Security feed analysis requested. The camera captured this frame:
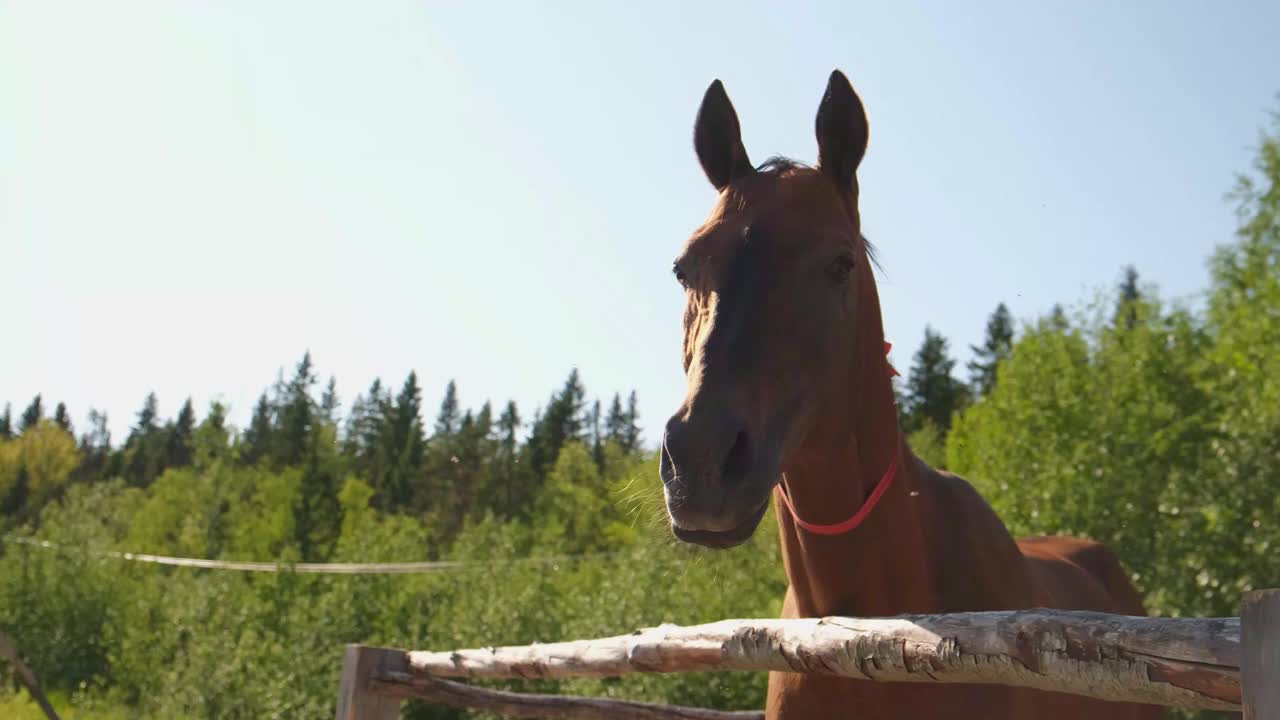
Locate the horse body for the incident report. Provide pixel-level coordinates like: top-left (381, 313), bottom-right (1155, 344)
top-left (659, 70), bottom-right (1162, 719)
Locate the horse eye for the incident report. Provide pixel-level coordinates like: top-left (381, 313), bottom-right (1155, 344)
top-left (672, 263), bottom-right (688, 288)
top-left (829, 255), bottom-right (855, 284)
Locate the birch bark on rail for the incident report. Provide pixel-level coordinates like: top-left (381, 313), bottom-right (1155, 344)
top-left (405, 610), bottom-right (1242, 711)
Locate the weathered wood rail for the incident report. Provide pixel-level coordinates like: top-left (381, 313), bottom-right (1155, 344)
top-left (336, 590), bottom-right (1280, 719)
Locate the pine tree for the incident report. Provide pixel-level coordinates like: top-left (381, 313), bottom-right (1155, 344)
top-left (166, 397), bottom-right (196, 468)
top-left (53, 402), bottom-right (74, 435)
top-left (904, 327), bottom-right (969, 434)
top-left (0, 403), bottom-right (12, 440)
top-left (1115, 265), bottom-right (1141, 330)
top-left (967, 303), bottom-right (1015, 398)
top-left (19, 394), bottom-right (43, 432)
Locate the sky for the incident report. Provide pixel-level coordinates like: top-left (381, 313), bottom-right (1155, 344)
top-left (2, 1), bottom-right (1278, 448)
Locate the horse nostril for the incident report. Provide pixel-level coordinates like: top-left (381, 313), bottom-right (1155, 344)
top-left (722, 429), bottom-right (751, 482)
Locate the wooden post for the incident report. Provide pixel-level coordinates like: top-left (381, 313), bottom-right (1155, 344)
top-left (1243, 590), bottom-right (1280, 720)
top-left (335, 645), bottom-right (406, 720)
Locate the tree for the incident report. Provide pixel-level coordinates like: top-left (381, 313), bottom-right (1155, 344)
top-left (903, 327), bottom-right (968, 434)
top-left (1115, 265), bottom-right (1141, 330)
top-left (0, 421), bottom-right (80, 518)
top-left (967, 303), bottom-right (1014, 398)
top-left (320, 376), bottom-right (339, 425)
top-left (525, 369), bottom-right (587, 477)
top-left (0, 404), bottom-right (11, 440)
top-left (623, 390), bottom-right (642, 453)
top-left (76, 408), bottom-right (112, 482)
top-left (588, 399), bottom-right (604, 468)
top-left (274, 352), bottom-right (317, 467)
top-left (486, 400), bottom-right (525, 519)
top-left (605, 394), bottom-right (626, 447)
top-left (384, 371), bottom-right (426, 509)
top-left (344, 379), bottom-right (390, 493)
top-left (241, 392), bottom-right (275, 466)
top-left (53, 402), bottom-right (74, 436)
top-left (434, 380), bottom-right (460, 436)
top-left (123, 392), bottom-right (164, 487)
top-left (19, 394), bottom-right (43, 433)
top-left (166, 398), bottom-right (196, 468)
top-left (193, 402), bottom-right (232, 468)
top-left (1048, 304), bottom-right (1070, 332)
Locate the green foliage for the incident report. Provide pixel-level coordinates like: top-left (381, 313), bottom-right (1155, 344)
top-left (906, 418), bottom-right (947, 470)
top-left (0, 421), bottom-right (80, 520)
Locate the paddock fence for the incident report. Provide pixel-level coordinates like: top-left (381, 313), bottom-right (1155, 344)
top-left (335, 589), bottom-right (1280, 719)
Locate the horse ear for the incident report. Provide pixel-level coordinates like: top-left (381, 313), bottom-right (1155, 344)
top-left (815, 70), bottom-right (869, 188)
top-left (694, 79), bottom-right (753, 191)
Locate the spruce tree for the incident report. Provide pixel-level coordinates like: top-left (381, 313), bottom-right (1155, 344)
top-left (434, 380), bottom-right (460, 436)
top-left (904, 327), bottom-right (969, 434)
top-left (19, 394), bottom-right (43, 432)
top-left (386, 372), bottom-right (426, 509)
top-left (241, 392), bottom-right (275, 466)
top-left (275, 352), bottom-right (317, 467)
top-left (320, 376), bottom-right (340, 425)
top-left (76, 409), bottom-right (112, 482)
top-left (194, 402), bottom-right (232, 467)
top-left (0, 403), bottom-right (12, 440)
top-left (124, 393), bottom-right (163, 486)
top-left (604, 394), bottom-right (626, 446)
top-left (1115, 265), bottom-right (1141, 330)
top-left (588, 399), bottom-right (604, 468)
top-left (492, 400), bottom-right (524, 518)
top-left (166, 398), bottom-right (196, 468)
top-left (1049, 304), bottom-right (1070, 332)
top-left (526, 369), bottom-right (587, 477)
top-left (967, 303), bottom-right (1014, 398)
top-left (347, 379), bottom-right (391, 498)
top-left (53, 402), bottom-right (73, 435)
top-left (623, 390), bottom-right (642, 453)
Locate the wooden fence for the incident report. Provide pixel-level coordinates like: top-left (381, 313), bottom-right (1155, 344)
top-left (335, 589), bottom-right (1280, 719)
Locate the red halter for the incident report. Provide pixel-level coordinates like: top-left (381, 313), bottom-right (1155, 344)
top-left (774, 341), bottom-right (900, 536)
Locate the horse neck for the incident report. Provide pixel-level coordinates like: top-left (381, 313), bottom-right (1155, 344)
top-left (776, 262), bottom-right (934, 617)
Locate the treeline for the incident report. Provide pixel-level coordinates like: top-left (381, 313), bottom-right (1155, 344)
top-left (892, 265), bottom-right (1143, 469)
top-left (0, 365), bottom-right (642, 559)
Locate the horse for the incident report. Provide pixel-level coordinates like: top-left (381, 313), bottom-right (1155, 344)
top-left (658, 70), bottom-right (1163, 720)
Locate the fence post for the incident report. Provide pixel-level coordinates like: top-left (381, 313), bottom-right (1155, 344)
top-left (335, 644), bottom-right (405, 720)
top-left (1243, 589), bottom-right (1280, 719)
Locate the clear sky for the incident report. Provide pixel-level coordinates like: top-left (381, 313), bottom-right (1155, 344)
top-left (2, 1), bottom-right (1277, 447)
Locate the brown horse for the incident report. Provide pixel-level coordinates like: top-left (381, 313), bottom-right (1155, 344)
top-left (659, 70), bottom-right (1163, 720)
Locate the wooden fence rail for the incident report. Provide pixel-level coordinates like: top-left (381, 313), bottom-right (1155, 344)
top-left (337, 590), bottom-right (1280, 719)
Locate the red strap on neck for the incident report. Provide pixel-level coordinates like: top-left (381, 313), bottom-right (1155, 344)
top-left (774, 339), bottom-right (900, 536)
